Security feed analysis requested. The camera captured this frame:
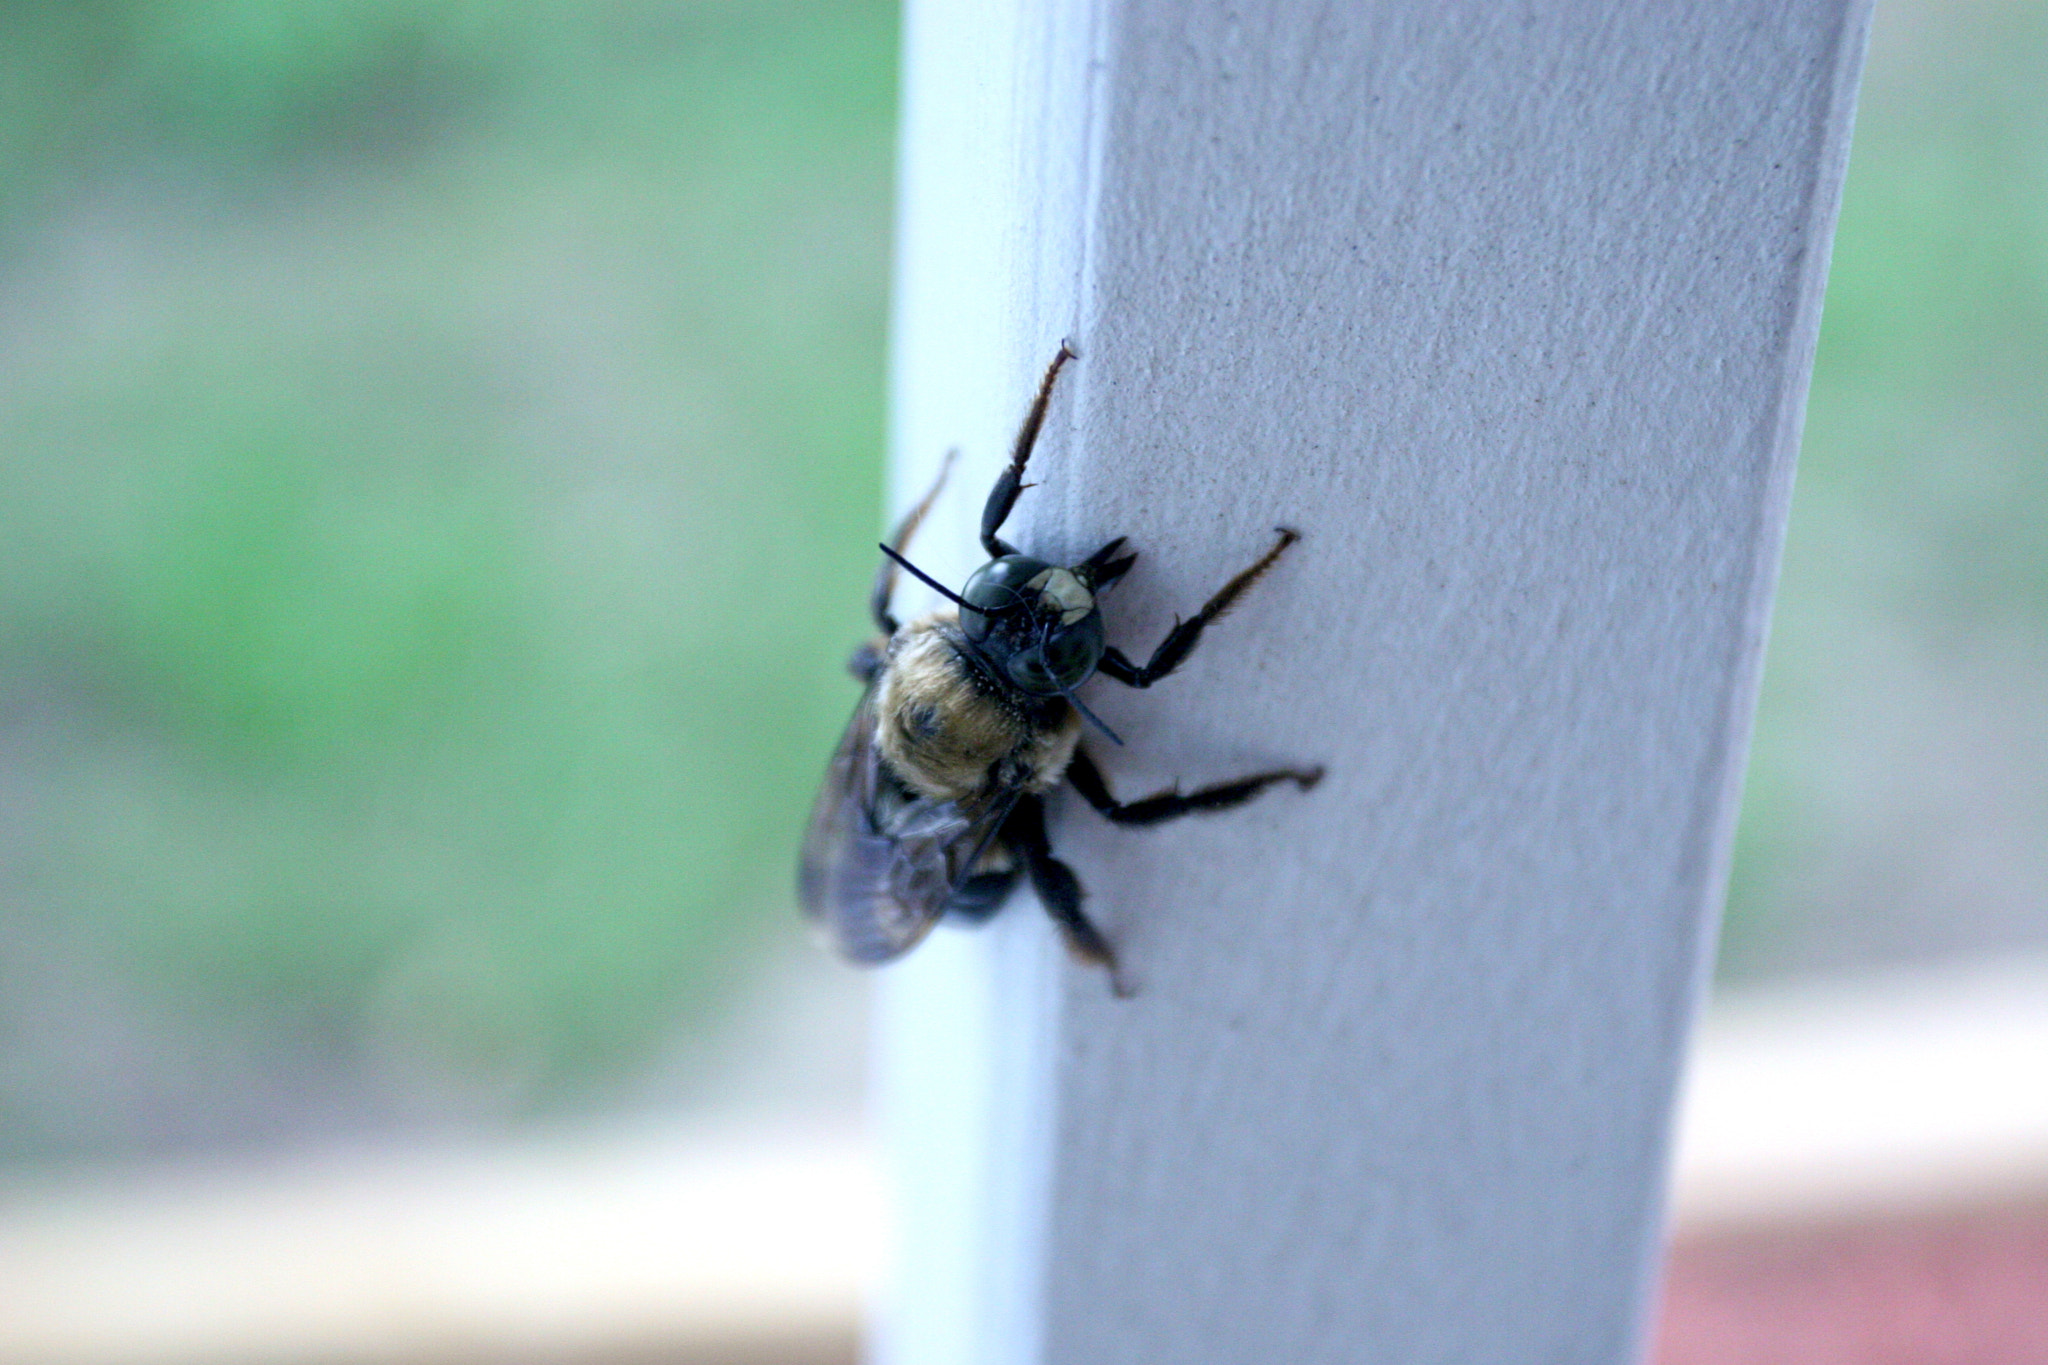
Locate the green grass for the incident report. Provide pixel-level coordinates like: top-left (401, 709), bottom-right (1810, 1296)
top-left (0, 0), bottom-right (898, 1154)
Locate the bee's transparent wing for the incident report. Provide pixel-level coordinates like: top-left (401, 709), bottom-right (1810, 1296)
top-left (799, 685), bottom-right (1015, 963)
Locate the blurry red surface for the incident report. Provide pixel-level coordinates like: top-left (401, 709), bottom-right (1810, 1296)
top-left (1653, 1203), bottom-right (2048, 1365)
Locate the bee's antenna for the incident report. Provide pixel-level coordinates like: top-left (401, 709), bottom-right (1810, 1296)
top-left (878, 544), bottom-right (968, 607)
top-left (1059, 683), bottom-right (1124, 747)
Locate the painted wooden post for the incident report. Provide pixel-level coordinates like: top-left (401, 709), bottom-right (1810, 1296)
top-left (875, 2), bottom-right (1871, 1363)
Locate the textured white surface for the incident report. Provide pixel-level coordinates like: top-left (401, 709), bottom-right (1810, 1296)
top-left (877, 2), bottom-right (1870, 1364)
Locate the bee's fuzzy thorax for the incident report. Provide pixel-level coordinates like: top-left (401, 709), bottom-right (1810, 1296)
top-left (874, 612), bottom-right (1080, 804)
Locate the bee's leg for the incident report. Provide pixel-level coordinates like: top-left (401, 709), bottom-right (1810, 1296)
top-left (1066, 746), bottom-right (1322, 826)
top-left (981, 340), bottom-right (1079, 559)
top-left (1007, 792), bottom-right (1130, 996)
top-left (947, 871), bottom-right (1019, 921)
top-left (873, 450), bottom-right (957, 634)
top-left (1096, 527), bottom-right (1299, 688)
top-left (847, 640), bottom-right (886, 683)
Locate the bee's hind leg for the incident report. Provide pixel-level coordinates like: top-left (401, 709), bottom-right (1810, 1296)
top-left (1066, 746), bottom-right (1322, 826)
top-left (872, 450), bottom-right (957, 634)
top-left (945, 864), bottom-right (1019, 923)
top-left (1006, 793), bottom-right (1130, 997)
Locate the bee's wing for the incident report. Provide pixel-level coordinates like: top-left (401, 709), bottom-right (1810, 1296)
top-left (799, 685), bottom-right (1016, 963)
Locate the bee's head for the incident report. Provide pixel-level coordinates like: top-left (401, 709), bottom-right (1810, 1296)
top-left (876, 537), bottom-right (1134, 743)
top-left (957, 555), bottom-right (1106, 697)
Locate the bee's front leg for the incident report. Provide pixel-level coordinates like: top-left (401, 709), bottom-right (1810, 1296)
top-left (1097, 527), bottom-right (1299, 688)
top-left (980, 341), bottom-right (1079, 559)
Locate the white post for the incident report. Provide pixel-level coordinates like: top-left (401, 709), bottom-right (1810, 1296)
top-left (876, 2), bottom-right (1871, 1363)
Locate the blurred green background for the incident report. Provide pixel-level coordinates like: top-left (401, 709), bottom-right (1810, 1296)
top-left (1718, 0), bottom-right (2048, 980)
top-left (0, 0), bottom-right (2042, 1162)
top-left (0, 0), bottom-right (896, 1158)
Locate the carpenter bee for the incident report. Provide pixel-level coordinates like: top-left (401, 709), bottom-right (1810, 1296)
top-left (798, 341), bottom-right (1321, 995)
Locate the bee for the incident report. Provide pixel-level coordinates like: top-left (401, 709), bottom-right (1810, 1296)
top-left (798, 341), bottom-right (1321, 995)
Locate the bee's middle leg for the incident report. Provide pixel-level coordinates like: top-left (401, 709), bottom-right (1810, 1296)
top-left (1066, 746), bottom-right (1322, 826)
top-left (1005, 792), bottom-right (1128, 995)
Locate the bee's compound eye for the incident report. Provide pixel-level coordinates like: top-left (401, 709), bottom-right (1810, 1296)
top-left (960, 555), bottom-right (1051, 641)
top-left (1041, 624), bottom-right (1100, 680)
top-left (1004, 617), bottom-right (1104, 695)
top-left (1005, 647), bottom-right (1058, 692)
